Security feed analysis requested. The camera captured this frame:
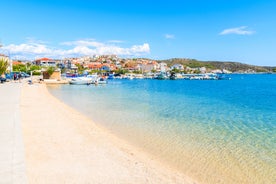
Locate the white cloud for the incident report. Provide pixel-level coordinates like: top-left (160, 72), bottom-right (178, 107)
top-left (4, 43), bottom-right (52, 54)
top-left (2, 39), bottom-right (150, 59)
top-left (220, 26), bottom-right (255, 35)
top-left (107, 40), bottom-right (125, 43)
top-left (61, 39), bottom-right (104, 47)
top-left (129, 43), bottom-right (150, 54)
top-left (164, 34), bottom-right (175, 39)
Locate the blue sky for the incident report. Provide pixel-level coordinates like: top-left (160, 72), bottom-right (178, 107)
top-left (0, 0), bottom-right (276, 66)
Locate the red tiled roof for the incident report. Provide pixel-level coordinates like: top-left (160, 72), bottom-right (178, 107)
top-left (102, 63), bottom-right (110, 67)
top-left (88, 63), bottom-right (103, 69)
top-left (36, 57), bottom-right (51, 61)
top-left (12, 61), bottom-right (24, 65)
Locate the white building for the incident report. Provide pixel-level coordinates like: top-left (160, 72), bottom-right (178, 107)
top-left (159, 62), bottom-right (168, 72)
top-left (222, 69), bottom-right (232, 73)
top-left (170, 64), bottom-right (184, 70)
top-left (138, 63), bottom-right (157, 73)
top-left (199, 67), bottom-right (207, 73)
top-left (35, 58), bottom-right (56, 67)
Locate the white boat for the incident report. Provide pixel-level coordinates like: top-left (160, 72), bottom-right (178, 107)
top-left (134, 74), bottom-right (144, 79)
top-left (86, 74), bottom-right (98, 84)
top-left (124, 73), bottom-right (135, 80)
top-left (69, 77), bottom-right (92, 85)
top-left (95, 77), bottom-right (107, 84)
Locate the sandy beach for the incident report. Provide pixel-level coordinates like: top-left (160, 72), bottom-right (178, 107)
top-left (20, 83), bottom-right (195, 184)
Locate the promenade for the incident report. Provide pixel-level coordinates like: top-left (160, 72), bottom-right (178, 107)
top-left (0, 82), bottom-right (27, 184)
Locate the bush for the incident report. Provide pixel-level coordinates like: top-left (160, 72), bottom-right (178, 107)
top-left (133, 70), bottom-right (142, 74)
top-left (114, 69), bottom-right (129, 74)
top-left (43, 67), bottom-right (55, 79)
top-left (32, 71), bottom-right (41, 75)
top-left (13, 64), bottom-right (26, 73)
top-left (30, 65), bottom-right (41, 71)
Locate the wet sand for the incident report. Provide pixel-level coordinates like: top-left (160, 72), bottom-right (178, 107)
top-left (20, 83), bottom-right (195, 184)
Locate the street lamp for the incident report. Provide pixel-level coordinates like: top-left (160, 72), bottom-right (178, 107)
top-left (8, 51), bottom-right (12, 73)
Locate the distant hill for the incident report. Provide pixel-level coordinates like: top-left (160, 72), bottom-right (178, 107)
top-left (158, 58), bottom-right (276, 73)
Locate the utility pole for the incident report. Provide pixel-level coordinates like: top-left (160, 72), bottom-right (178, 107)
top-left (9, 51), bottom-right (12, 73)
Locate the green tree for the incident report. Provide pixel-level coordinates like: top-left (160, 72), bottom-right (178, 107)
top-left (75, 63), bottom-right (85, 74)
top-left (47, 66), bottom-right (55, 76)
top-left (26, 62), bottom-right (31, 68)
top-left (89, 70), bottom-right (99, 74)
top-left (171, 68), bottom-right (181, 73)
top-left (30, 65), bottom-right (41, 71)
top-left (28, 65), bottom-right (42, 75)
top-left (13, 64), bottom-right (27, 73)
top-left (151, 69), bottom-right (157, 73)
top-left (193, 69), bottom-right (201, 74)
top-left (0, 58), bottom-right (9, 75)
top-left (133, 70), bottom-right (142, 74)
top-left (43, 66), bottom-right (55, 79)
top-left (61, 68), bottom-right (66, 74)
top-left (114, 69), bottom-right (129, 74)
top-left (32, 71), bottom-right (41, 75)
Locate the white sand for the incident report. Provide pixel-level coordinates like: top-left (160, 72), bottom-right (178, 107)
top-left (20, 83), bottom-right (195, 184)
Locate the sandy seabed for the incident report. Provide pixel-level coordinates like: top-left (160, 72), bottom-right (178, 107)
top-left (20, 83), bottom-right (195, 184)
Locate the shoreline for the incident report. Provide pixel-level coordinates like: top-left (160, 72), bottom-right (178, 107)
top-left (46, 79), bottom-right (275, 184)
top-left (20, 83), bottom-right (195, 183)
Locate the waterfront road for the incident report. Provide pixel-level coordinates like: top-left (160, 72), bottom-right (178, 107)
top-left (0, 82), bottom-right (26, 183)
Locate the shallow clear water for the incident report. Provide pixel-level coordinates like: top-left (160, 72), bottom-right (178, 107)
top-left (48, 74), bottom-right (276, 184)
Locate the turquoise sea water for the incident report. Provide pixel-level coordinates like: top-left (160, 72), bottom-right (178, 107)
top-left (48, 74), bottom-right (276, 184)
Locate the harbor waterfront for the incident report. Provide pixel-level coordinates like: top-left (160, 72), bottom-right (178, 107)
top-left (48, 74), bottom-right (276, 184)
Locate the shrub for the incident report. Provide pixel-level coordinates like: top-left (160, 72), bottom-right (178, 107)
top-left (32, 71), bottom-right (41, 75)
top-left (43, 66), bottom-right (55, 79)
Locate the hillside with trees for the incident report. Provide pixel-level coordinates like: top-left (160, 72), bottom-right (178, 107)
top-left (158, 58), bottom-right (275, 73)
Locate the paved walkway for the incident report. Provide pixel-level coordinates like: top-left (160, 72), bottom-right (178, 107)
top-left (0, 82), bottom-right (27, 184)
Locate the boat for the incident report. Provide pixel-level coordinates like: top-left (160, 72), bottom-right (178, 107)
top-left (124, 73), bottom-right (135, 80)
top-left (134, 74), bottom-right (144, 79)
top-left (169, 72), bottom-right (177, 80)
top-left (181, 73), bottom-right (221, 80)
top-left (69, 77), bottom-right (92, 85)
top-left (156, 72), bottom-right (168, 80)
top-left (107, 74), bottom-right (115, 80)
top-left (95, 77), bottom-right (107, 84)
top-left (87, 74), bottom-right (98, 84)
top-left (217, 74), bottom-right (231, 80)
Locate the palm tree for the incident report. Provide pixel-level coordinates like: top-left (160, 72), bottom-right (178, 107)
top-left (0, 58), bottom-right (9, 76)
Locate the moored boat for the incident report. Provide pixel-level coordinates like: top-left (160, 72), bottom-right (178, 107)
top-left (69, 77), bottom-right (92, 85)
top-left (95, 77), bottom-right (107, 84)
top-left (156, 72), bottom-right (168, 80)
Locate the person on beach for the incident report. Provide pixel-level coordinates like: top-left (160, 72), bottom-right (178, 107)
top-left (18, 73), bottom-right (22, 82)
top-left (13, 73), bottom-right (17, 81)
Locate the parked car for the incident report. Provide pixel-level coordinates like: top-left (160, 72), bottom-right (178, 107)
top-left (20, 72), bottom-right (30, 78)
top-left (5, 72), bottom-right (30, 80)
top-left (5, 73), bottom-right (12, 80)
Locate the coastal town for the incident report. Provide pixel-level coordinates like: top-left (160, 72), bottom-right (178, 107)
top-left (1, 54), bottom-right (274, 84)
top-left (1, 1), bottom-right (276, 184)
